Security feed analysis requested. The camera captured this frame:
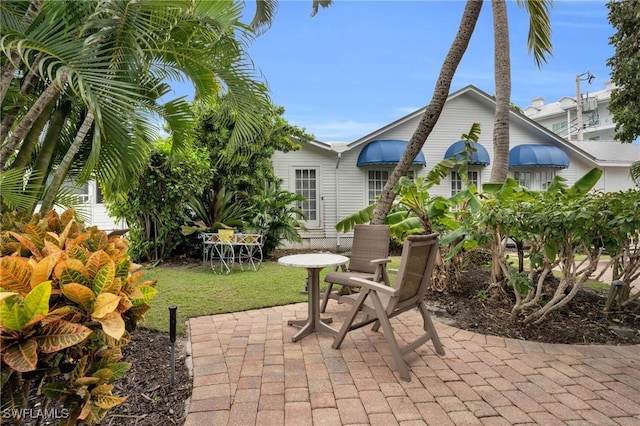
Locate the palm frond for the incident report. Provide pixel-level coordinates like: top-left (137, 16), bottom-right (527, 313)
top-left (311, 0), bottom-right (333, 17)
top-left (0, 168), bottom-right (40, 211)
top-left (517, 0), bottom-right (553, 68)
top-left (249, 0), bottom-right (278, 35)
top-left (335, 204), bottom-right (376, 233)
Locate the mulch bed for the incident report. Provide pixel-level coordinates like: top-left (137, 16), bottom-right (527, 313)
top-left (425, 262), bottom-right (640, 346)
top-left (100, 329), bottom-right (191, 425)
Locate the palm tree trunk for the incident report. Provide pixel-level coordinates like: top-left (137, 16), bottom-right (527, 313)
top-left (0, 54), bottom-right (45, 143)
top-left (371, 0), bottom-right (483, 224)
top-left (0, 53), bottom-right (20, 104)
top-left (489, 0), bottom-right (511, 183)
top-left (25, 100), bottom-right (72, 213)
top-left (11, 96), bottom-right (57, 170)
top-left (0, 68), bottom-right (68, 172)
top-left (39, 110), bottom-right (94, 213)
top-left (0, 0), bottom-right (44, 102)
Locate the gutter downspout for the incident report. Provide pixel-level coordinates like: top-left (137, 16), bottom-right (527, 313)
top-left (335, 152), bottom-right (341, 250)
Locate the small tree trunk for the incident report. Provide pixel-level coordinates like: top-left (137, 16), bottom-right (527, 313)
top-left (10, 96), bottom-right (57, 170)
top-left (516, 239), bottom-right (524, 273)
top-left (25, 100), bottom-right (73, 213)
top-left (490, 224), bottom-right (505, 285)
top-left (526, 254), bottom-right (599, 323)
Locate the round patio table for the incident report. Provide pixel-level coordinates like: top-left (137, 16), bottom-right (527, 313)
top-left (278, 253), bottom-right (349, 342)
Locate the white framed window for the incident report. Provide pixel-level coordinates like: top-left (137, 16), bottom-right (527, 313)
top-left (61, 179), bottom-right (90, 204)
top-left (294, 168), bottom-right (319, 226)
top-left (513, 170), bottom-right (555, 191)
top-left (451, 170), bottom-right (479, 196)
top-left (368, 170), bottom-right (389, 204)
top-left (552, 122), bottom-right (568, 135)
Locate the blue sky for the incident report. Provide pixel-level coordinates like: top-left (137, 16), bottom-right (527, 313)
top-left (173, 1), bottom-right (615, 142)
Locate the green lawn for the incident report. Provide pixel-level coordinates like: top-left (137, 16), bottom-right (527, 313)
top-left (141, 260), bottom-right (326, 335)
top-left (140, 255), bottom-right (610, 335)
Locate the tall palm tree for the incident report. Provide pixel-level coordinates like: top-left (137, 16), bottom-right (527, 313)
top-left (0, 0), bottom-right (271, 212)
top-left (370, 0), bottom-right (483, 224)
top-left (490, 0), bottom-right (552, 183)
top-left (489, 0), bottom-right (511, 183)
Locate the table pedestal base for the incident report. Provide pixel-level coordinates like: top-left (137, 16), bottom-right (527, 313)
top-left (288, 267), bottom-right (338, 342)
top-left (278, 254), bottom-right (349, 343)
top-left (288, 318), bottom-right (335, 342)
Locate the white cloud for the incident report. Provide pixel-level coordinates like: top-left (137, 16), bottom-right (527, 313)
top-left (294, 118), bottom-right (385, 142)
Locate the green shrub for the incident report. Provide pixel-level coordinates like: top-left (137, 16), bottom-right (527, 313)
top-left (108, 146), bottom-right (210, 263)
top-left (0, 209), bottom-right (157, 425)
top-left (245, 181), bottom-right (307, 256)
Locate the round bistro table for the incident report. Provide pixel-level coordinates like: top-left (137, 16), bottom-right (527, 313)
top-left (278, 253), bottom-right (349, 342)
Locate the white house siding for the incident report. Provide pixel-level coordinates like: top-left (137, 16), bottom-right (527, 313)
top-left (273, 86), bottom-right (638, 248)
top-left (44, 180), bottom-right (127, 233)
top-left (600, 168), bottom-right (637, 192)
top-left (334, 148), bottom-right (369, 230)
top-left (272, 143), bottom-right (341, 250)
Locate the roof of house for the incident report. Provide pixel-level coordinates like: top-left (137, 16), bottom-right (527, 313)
top-left (293, 85), bottom-right (638, 167)
top-left (573, 141), bottom-right (640, 164)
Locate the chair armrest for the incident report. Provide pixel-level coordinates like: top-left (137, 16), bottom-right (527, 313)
top-left (349, 276), bottom-right (397, 296)
top-left (371, 258), bottom-right (392, 285)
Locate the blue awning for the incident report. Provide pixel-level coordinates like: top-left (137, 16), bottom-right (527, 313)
top-left (509, 144), bottom-right (569, 168)
top-left (444, 140), bottom-right (490, 165)
top-left (357, 140), bottom-right (426, 166)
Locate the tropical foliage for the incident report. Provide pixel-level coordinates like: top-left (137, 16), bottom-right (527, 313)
top-left (0, 0), bottom-right (270, 213)
top-left (336, 123), bottom-right (483, 291)
top-left (112, 96), bottom-right (310, 262)
top-left (607, 0), bottom-right (640, 144)
top-left (178, 96), bottom-right (310, 257)
top-left (595, 191), bottom-right (640, 313)
top-left (462, 170), bottom-right (605, 323)
top-left (245, 180), bottom-right (307, 255)
top-left (192, 95), bottom-right (308, 194)
top-left (0, 209), bottom-right (157, 425)
top-left (108, 145), bottom-right (210, 263)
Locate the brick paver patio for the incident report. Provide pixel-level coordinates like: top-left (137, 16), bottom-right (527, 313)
top-left (185, 300), bottom-right (640, 425)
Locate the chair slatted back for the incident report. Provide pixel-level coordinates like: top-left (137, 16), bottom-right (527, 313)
top-left (393, 234), bottom-right (439, 309)
top-left (347, 224), bottom-right (390, 273)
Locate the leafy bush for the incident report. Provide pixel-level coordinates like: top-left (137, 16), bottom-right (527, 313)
top-left (108, 145), bottom-right (210, 262)
top-left (245, 181), bottom-right (307, 256)
top-left (0, 209), bottom-right (157, 425)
